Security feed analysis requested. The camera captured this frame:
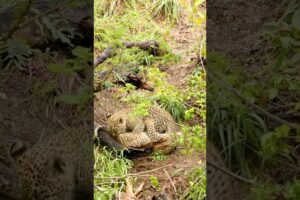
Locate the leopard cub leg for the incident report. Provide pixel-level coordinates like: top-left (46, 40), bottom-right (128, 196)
top-left (118, 132), bottom-right (151, 148)
top-left (143, 117), bottom-right (170, 143)
top-left (153, 136), bottom-right (176, 154)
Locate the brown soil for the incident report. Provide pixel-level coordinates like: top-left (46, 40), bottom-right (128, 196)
top-left (130, 151), bottom-right (203, 199)
top-left (165, 9), bottom-right (204, 89)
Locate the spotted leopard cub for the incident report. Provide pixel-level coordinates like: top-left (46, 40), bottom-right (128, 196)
top-left (9, 129), bottom-right (93, 200)
top-left (106, 106), bottom-right (178, 152)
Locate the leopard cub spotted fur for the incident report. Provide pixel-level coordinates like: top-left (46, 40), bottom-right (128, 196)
top-left (9, 129), bottom-right (93, 200)
top-left (106, 106), bottom-right (178, 153)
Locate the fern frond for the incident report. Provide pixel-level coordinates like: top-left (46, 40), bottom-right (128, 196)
top-left (0, 39), bottom-right (32, 70)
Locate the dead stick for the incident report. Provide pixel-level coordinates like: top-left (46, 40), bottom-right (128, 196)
top-left (133, 181), bottom-right (145, 197)
top-left (207, 160), bottom-right (259, 185)
top-left (164, 169), bottom-right (178, 199)
top-left (96, 164), bottom-right (174, 179)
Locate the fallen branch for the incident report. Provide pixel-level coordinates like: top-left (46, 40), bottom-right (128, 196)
top-left (125, 178), bottom-right (134, 200)
top-left (207, 159), bottom-right (259, 185)
top-left (93, 47), bottom-right (114, 67)
top-left (123, 40), bottom-right (160, 55)
top-left (133, 181), bottom-right (145, 197)
top-left (94, 40), bottom-right (162, 67)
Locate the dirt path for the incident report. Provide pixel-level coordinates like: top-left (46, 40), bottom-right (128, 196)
top-left (165, 12), bottom-right (203, 89)
top-left (131, 151), bottom-right (203, 199)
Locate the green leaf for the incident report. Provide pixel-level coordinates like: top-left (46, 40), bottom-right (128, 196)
top-left (150, 176), bottom-right (160, 189)
top-left (55, 86), bottom-right (92, 105)
top-left (72, 47), bottom-right (92, 62)
top-left (41, 15), bottom-right (73, 46)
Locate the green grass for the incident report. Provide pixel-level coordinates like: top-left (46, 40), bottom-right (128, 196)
top-left (94, 147), bottom-right (133, 200)
top-left (151, 0), bottom-right (181, 21)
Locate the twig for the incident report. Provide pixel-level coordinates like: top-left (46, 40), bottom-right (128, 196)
top-left (96, 163), bottom-right (174, 179)
top-left (125, 178), bottom-right (134, 199)
top-left (207, 159), bottom-right (259, 186)
top-left (94, 47), bottom-right (114, 67)
top-left (133, 181), bottom-right (145, 197)
top-left (164, 169), bottom-right (178, 199)
top-left (127, 163), bottom-right (173, 176)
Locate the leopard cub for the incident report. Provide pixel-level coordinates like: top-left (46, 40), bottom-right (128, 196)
top-left (106, 106), bottom-right (178, 153)
top-left (9, 130), bottom-right (93, 200)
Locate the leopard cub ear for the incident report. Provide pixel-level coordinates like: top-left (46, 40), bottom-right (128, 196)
top-left (106, 113), bottom-right (112, 118)
top-left (9, 140), bottom-right (28, 161)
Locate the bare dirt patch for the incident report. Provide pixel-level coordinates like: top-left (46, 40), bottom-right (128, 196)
top-left (130, 151), bottom-right (203, 199)
top-left (165, 11), bottom-right (204, 89)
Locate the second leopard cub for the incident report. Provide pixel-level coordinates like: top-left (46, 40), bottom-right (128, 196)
top-left (106, 106), bottom-right (178, 152)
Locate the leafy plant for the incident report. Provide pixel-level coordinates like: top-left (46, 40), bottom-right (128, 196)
top-left (0, 39), bottom-right (32, 69)
top-left (207, 54), bottom-right (267, 177)
top-left (150, 175), bottom-right (160, 189)
top-left (149, 151), bottom-right (166, 161)
top-left (262, 0), bottom-right (300, 109)
top-left (41, 14), bottom-right (76, 46)
top-left (94, 147), bottom-right (133, 200)
top-left (183, 164), bottom-right (206, 200)
top-left (260, 124), bottom-right (291, 161)
top-left (179, 125), bottom-right (206, 154)
top-left (251, 179), bottom-right (300, 200)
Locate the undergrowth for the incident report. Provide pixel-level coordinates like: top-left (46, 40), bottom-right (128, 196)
top-left (207, 1), bottom-right (300, 198)
top-left (184, 163), bottom-right (206, 200)
top-left (94, 147), bottom-right (133, 200)
top-left (94, 0), bottom-right (206, 199)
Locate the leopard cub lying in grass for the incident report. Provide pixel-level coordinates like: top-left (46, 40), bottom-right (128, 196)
top-left (105, 106), bottom-right (179, 154)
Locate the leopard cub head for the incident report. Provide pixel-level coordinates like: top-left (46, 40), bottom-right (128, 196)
top-left (9, 140), bottom-right (77, 200)
top-left (106, 112), bottom-right (127, 137)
